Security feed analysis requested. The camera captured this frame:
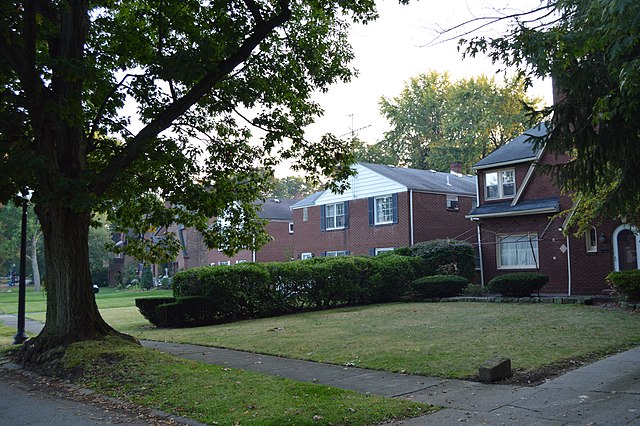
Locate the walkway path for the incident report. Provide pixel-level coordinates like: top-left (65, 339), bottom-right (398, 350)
top-left (2, 314), bottom-right (639, 425)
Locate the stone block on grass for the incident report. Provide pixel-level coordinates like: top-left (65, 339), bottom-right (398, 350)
top-left (479, 356), bottom-right (512, 383)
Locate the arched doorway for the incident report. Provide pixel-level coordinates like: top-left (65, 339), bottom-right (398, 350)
top-left (613, 225), bottom-right (640, 271)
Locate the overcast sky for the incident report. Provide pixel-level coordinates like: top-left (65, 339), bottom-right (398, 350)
top-left (301, 0), bottom-right (552, 153)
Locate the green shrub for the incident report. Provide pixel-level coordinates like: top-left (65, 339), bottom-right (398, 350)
top-left (606, 270), bottom-right (640, 302)
top-left (369, 254), bottom-right (422, 302)
top-left (487, 273), bottom-right (549, 297)
top-left (173, 263), bottom-right (274, 319)
top-left (410, 240), bottom-right (475, 281)
top-left (155, 296), bottom-right (219, 327)
top-left (412, 274), bottom-right (469, 298)
top-left (135, 297), bottom-right (176, 325)
top-left (141, 265), bottom-right (153, 290)
top-left (462, 283), bottom-right (486, 297)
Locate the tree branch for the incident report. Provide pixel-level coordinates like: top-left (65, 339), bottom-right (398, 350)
top-left (89, 0), bottom-right (292, 197)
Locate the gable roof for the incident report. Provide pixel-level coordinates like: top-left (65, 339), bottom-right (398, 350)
top-left (359, 163), bottom-right (476, 196)
top-left (257, 198), bottom-right (296, 220)
top-left (474, 123), bottom-right (549, 170)
top-left (290, 191), bottom-right (323, 209)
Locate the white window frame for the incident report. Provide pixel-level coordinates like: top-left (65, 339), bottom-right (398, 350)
top-left (496, 233), bottom-right (539, 269)
top-left (375, 247), bottom-right (394, 255)
top-left (302, 207), bottom-right (308, 222)
top-left (374, 195), bottom-right (394, 225)
top-left (218, 261), bottom-right (231, 266)
top-left (325, 250), bottom-right (348, 257)
top-left (446, 195), bottom-right (459, 210)
top-left (236, 259), bottom-right (247, 264)
top-left (301, 252), bottom-right (313, 260)
top-left (288, 222), bottom-right (294, 234)
top-left (485, 168), bottom-right (516, 200)
top-left (586, 226), bottom-right (598, 253)
top-left (325, 202), bottom-right (345, 230)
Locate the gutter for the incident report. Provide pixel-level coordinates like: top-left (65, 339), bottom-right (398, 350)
top-left (409, 189), bottom-right (414, 246)
top-left (477, 224), bottom-right (484, 287)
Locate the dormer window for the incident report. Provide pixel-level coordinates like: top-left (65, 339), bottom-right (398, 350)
top-left (485, 169), bottom-right (515, 200)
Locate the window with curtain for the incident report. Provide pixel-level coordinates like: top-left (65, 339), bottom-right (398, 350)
top-left (375, 195), bottom-right (393, 224)
top-left (497, 233), bottom-right (538, 269)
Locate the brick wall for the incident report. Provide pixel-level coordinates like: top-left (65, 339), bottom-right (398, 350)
top-left (412, 192), bottom-right (477, 244)
top-left (293, 191), bottom-right (478, 258)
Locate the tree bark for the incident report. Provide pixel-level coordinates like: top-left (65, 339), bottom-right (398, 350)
top-left (18, 206), bottom-right (133, 364)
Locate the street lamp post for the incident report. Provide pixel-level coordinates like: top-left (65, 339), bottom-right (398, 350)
top-left (13, 189), bottom-right (33, 345)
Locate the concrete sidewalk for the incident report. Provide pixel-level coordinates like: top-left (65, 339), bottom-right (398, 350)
top-left (3, 314), bottom-right (640, 425)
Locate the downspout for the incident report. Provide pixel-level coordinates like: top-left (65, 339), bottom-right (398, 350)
top-left (409, 189), bottom-right (415, 246)
top-left (477, 224), bottom-right (484, 287)
top-left (566, 234), bottom-right (572, 296)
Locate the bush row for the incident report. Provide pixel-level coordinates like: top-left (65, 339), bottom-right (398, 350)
top-left (142, 254), bottom-right (424, 327)
top-left (487, 272), bottom-right (549, 297)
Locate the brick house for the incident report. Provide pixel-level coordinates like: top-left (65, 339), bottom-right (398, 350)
top-left (290, 162), bottom-right (477, 259)
top-left (467, 123), bottom-right (625, 295)
top-left (172, 198), bottom-right (296, 268)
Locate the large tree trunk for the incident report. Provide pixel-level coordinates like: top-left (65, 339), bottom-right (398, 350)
top-left (18, 206), bottom-right (133, 364)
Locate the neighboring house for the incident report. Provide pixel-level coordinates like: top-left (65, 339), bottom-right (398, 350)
top-left (290, 162), bottom-right (478, 259)
top-left (172, 198), bottom-right (296, 268)
top-left (467, 123), bottom-right (622, 295)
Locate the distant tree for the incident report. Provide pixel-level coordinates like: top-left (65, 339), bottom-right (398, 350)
top-left (88, 221), bottom-right (112, 287)
top-left (268, 176), bottom-right (316, 199)
top-left (0, 203), bottom-right (43, 291)
top-left (457, 0), bottom-right (640, 228)
top-left (375, 72), bottom-right (538, 173)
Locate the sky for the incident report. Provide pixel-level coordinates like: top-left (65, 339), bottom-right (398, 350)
top-left (298, 0), bottom-right (553, 166)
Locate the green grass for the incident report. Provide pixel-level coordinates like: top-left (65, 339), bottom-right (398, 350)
top-left (126, 302), bottom-right (640, 378)
top-left (56, 337), bottom-right (433, 425)
top-left (0, 286), bottom-right (171, 315)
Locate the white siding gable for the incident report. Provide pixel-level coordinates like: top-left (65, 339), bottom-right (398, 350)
top-left (316, 164), bottom-right (407, 205)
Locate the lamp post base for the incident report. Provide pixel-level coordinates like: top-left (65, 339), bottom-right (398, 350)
top-left (13, 330), bottom-right (28, 345)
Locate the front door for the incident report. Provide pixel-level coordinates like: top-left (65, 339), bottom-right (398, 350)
top-left (617, 229), bottom-right (637, 270)
top-left (613, 225), bottom-right (640, 271)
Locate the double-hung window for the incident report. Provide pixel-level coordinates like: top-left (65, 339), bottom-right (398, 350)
top-left (324, 202), bottom-right (345, 230)
top-left (485, 169), bottom-right (516, 200)
top-left (375, 195), bottom-right (394, 224)
top-left (497, 233), bottom-right (539, 269)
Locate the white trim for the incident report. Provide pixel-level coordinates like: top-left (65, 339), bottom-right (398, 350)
top-left (496, 233), bottom-right (539, 270)
top-left (325, 250), bottom-right (348, 257)
top-left (485, 168), bottom-right (516, 201)
top-left (324, 202), bottom-right (346, 230)
top-left (374, 247), bottom-right (394, 255)
top-left (474, 157), bottom-right (538, 171)
top-left (586, 226), bottom-right (598, 253)
top-left (466, 206), bottom-right (558, 219)
top-left (511, 163), bottom-right (536, 206)
top-left (612, 224), bottom-right (640, 271)
top-left (301, 252), bottom-right (313, 260)
top-left (477, 225), bottom-right (484, 286)
top-left (374, 194), bottom-right (394, 225)
top-left (566, 234), bottom-right (572, 296)
top-left (288, 222), bottom-right (294, 234)
top-left (409, 190), bottom-right (414, 246)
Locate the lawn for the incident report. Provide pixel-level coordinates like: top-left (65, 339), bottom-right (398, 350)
top-left (3, 286), bottom-right (640, 380)
top-left (128, 301), bottom-right (640, 379)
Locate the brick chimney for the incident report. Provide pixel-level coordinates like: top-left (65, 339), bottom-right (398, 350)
top-left (450, 161), bottom-right (463, 174)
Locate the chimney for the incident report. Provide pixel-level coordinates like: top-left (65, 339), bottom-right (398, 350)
top-left (450, 161), bottom-right (463, 174)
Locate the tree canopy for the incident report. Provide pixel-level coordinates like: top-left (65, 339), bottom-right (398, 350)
top-left (365, 72), bottom-right (539, 173)
top-left (0, 0), bottom-right (378, 358)
top-left (459, 0), bottom-right (640, 229)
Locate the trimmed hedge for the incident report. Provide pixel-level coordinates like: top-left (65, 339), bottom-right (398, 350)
top-left (410, 240), bottom-right (475, 281)
top-left (487, 273), bottom-right (549, 297)
top-left (412, 274), bottom-right (469, 298)
top-left (135, 297), bottom-right (176, 325)
top-left (606, 270), bottom-right (640, 302)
